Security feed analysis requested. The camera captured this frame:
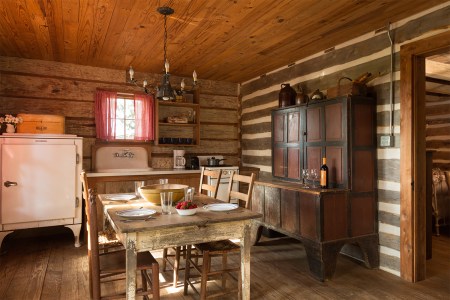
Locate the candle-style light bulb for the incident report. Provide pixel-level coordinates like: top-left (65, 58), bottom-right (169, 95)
top-left (193, 70), bottom-right (197, 83)
top-left (181, 79), bottom-right (185, 91)
top-left (165, 60), bottom-right (169, 73)
top-left (129, 66), bottom-right (134, 80)
top-left (143, 80), bottom-right (147, 88)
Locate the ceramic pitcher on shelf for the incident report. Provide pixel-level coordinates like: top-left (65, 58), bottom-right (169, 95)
top-left (5, 124), bottom-right (15, 133)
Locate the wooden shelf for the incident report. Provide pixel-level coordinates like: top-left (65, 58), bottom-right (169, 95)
top-left (159, 122), bottom-right (197, 126)
top-left (155, 90), bottom-right (200, 146)
top-left (158, 101), bottom-right (199, 108)
top-left (157, 144), bottom-right (196, 147)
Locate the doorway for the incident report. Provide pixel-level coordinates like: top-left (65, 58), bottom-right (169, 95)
top-left (400, 30), bottom-right (450, 282)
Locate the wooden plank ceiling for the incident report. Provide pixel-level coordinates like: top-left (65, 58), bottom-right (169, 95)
top-left (0, 0), bottom-right (445, 83)
top-left (426, 54), bottom-right (450, 97)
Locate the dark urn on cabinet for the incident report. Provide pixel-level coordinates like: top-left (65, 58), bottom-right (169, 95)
top-left (279, 83), bottom-right (297, 107)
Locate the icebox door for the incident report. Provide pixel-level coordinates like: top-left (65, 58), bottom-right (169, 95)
top-left (2, 144), bottom-right (76, 224)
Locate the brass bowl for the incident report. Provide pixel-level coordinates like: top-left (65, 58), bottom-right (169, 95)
top-left (138, 184), bottom-right (188, 205)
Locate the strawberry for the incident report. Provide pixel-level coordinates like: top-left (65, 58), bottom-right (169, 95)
top-left (176, 200), bottom-right (197, 210)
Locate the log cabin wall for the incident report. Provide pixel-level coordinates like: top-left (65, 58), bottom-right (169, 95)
top-left (240, 5), bottom-right (450, 277)
top-left (426, 93), bottom-right (450, 171)
top-left (0, 57), bottom-right (239, 170)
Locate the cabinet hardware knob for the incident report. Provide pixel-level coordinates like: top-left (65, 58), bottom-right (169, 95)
top-left (4, 181), bottom-right (18, 187)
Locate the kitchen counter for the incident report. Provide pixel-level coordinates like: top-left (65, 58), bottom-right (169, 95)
top-left (86, 169), bottom-right (202, 191)
top-left (87, 168), bottom-right (201, 177)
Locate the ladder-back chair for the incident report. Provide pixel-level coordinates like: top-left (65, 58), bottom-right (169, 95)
top-left (162, 167), bottom-right (222, 288)
top-left (184, 171), bottom-right (256, 299)
top-left (86, 188), bottom-right (160, 299)
top-left (199, 167), bottom-right (222, 197)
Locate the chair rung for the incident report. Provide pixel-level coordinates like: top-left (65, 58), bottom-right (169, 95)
top-left (205, 267), bottom-right (240, 276)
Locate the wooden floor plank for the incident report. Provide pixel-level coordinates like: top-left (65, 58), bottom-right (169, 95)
top-left (41, 241), bottom-right (63, 300)
top-left (0, 235), bottom-right (20, 299)
top-left (23, 246), bottom-right (50, 300)
top-left (1, 236), bottom-right (47, 300)
top-left (0, 227), bottom-right (448, 299)
top-left (61, 237), bottom-right (81, 300)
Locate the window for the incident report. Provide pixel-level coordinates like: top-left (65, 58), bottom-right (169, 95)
top-left (94, 90), bottom-right (154, 141)
top-left (115, 96), bottom-right (136, 139)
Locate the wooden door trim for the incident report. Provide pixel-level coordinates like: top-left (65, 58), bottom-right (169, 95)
top-left (400, 30), bottom-right (450, 282)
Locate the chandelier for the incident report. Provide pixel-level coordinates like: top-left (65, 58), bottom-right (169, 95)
top-left (128, 6), bottom-right (197, 100)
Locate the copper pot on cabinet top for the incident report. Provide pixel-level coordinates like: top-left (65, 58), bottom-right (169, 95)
top-left (295, 86), bottom-right (309, 105)
top-left (279, 83), bottom-right (297, 108)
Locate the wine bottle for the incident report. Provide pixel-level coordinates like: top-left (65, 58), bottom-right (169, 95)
top-left (320, 157), bottom-right (329, 189)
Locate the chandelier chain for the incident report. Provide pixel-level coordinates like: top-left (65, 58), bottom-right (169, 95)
top-left (163, 14), bottom-right (167, 72)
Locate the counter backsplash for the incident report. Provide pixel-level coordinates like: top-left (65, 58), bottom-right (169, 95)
top-left (151, 155), bottom-right (239, 169)
top-left (151, 157), bottom-right (174, 169)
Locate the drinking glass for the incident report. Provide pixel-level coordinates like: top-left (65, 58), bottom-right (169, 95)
top-left (160, 191), bottom-right (173, 214)
top-left (311, 169), bottom-right (319, 188)
top-left (134, 181), bottom-right (145, 198)
top-left (159, 178), bottom-right (168, 185)
top-left (302, 169), bottom-right (310, 188)
top-left (185, 187), bottom-right (195, 201)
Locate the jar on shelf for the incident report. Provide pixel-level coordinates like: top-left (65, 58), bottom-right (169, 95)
top-left (279, 83), bottom-right (296, 108)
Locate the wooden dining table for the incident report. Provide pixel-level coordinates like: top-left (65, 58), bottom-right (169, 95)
top-left (98, 193), bottom-right (262, 300)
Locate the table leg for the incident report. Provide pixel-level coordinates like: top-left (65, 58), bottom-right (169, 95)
top-left (240, 223), bottom-right (251, 300)
top-left (126, 233), bottom-right (137, 300)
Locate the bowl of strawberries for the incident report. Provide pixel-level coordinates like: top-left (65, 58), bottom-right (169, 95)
top-left (175, 201), bottom-right (198, 216)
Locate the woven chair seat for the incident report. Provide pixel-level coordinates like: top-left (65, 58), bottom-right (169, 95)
top-left (194, 240), bottom-right (239, 255)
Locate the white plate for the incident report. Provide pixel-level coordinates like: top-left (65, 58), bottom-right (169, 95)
top-left (203, 203), bottom-right (239, 212)
top-left (106, 194), bottom-right (136, 201)
top-left (116, 208), bottom-right (157, 219)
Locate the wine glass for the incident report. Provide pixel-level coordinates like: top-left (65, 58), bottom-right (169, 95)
top-left (311, 169), bottom-right (319, 188)
top-left (302, 169), bottom-right (310, 188)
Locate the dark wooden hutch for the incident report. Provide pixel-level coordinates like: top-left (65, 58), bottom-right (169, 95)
top-left (252, 95), bottom-right (379, 281)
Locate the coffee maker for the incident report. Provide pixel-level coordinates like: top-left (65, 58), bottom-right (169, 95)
top-left (173, 150), bottom-right (186, 169)
top-left (187, 156), bottom-right (200, 170)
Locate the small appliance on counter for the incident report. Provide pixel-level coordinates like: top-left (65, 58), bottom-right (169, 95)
top-left (173, 150), bottom-right (186, 169)
top-left (186, 156), bottom-right (200, 170)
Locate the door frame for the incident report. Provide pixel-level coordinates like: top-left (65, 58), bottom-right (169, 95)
top-left (400, 30), bottom-right (450, 282)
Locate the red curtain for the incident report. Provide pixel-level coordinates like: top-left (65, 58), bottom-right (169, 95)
top-left (134, 93), bottom-right (154, 141)
top-left (94, 90), bottom-right (117, 140)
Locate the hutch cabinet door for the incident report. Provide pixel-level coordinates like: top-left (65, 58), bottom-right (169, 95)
top-left (272, 111), bottom-right (286, 177)
top-left (272, 108), bottom-right (303, 179)
top-left (305, 99), bottom-right (348, 188)
top-left (305, 105), bottom-right (323, 172)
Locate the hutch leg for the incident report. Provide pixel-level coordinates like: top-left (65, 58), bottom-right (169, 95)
top-left (250, 222), bottom-right (263, 245)
top-left (65, 224), bottom-right (82, 247)
top-left (303, 240), bottom-right (343, 281)
top-left (356, 234), bottom-right (380, 269)
top-left (0, 231), bottom-right (13, 251)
